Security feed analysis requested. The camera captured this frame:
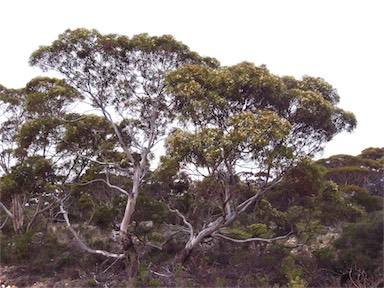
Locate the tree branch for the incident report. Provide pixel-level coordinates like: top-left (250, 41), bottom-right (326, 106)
top-left (213, 231), bottom-right (292, 243)
top-left (100, 107), bottom-right (136, 165)
top-left (57, 198), bottom-right (125, 259)
top-left (0, 215), bottom-right (9, 229)
top-left (76, 153), bottom-right (131, 173)
top-left (26, 197), bottom-right (57, 232)
top-left (0, 202), bottom-right (13, 218)
top-left (168, 206), bottom-right (194, 241)
top-left (77, 178), bottom-right (130, 196)
top-left (237, 176), bottom-right (284, 213)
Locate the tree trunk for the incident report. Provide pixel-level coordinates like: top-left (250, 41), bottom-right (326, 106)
top-left (176, 247), bottom-right (193, 264)
top-left (120, 167), bottom-right (141, 235)
top-left (120, 193), bottom-right (138, 235)
top-left (119, 167), bottom-right (141, 276)
top-left (11, 194), bottom-right (24, 233)
top-left (177, 217), bottom-right (226, 264)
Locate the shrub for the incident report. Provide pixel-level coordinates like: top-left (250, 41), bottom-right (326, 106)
top-left (14, 231), bottom-right (34, 262)
top-left (92, 205), bottom-right (114, 229)
top-left (333, 211), bottom-right (383, 278)
top-left (133, 195), bottom-right (169, 223)
top-left (86, 279), bottom-right (98, 287)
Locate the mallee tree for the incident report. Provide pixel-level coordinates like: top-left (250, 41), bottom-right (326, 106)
top-left (163, 62), bottom-right (356, 260)
top-left (28, 28), bottom-right (218, 257)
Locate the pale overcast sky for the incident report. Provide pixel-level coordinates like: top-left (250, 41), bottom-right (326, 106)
top-left (1, 0), bottom-right (382, 158)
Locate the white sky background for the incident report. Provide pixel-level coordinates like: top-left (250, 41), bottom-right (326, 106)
top-left (0, 0), bottom-right (382, 158)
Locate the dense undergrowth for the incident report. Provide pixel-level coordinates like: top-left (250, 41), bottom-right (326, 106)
top-left (1, 201), bottom-right (383, 287)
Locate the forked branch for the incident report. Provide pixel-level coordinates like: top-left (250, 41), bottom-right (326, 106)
top-left (168, 206), bottom-right (194, 241)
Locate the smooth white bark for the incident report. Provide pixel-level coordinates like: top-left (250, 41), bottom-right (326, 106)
top-left (59, 199), bottom-right (125, 259)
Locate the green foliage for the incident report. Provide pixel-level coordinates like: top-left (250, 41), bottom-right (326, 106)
top-left (225, 223), bottom-right (273, 240)
top-left (147, 232), bottom-right (165, 243)
top-left (293, 216), bottom-right (325, 244)
top-left (29, 28), bottom-right (217, 134)
top-left (281, 255), bottom-right (308, 288)
top-left (247, 223), bottom-right (269, 237)
top-left (265, 160), bottom-right (364, 235)
top-left (313, 247), bottom-right (336, 269)
top-left (0, 233), bottom-right (11, 263)
top-left (175, 262), bottom-right (187, 287)
top-left (15, 116), bottom-right (61, 151)
top-left (317, 149), bottom-right (384, 196)
top-left (1, 230), bottom-right (66, 265)
top-left (135, 261), bottom-right (152, 287)
top-left (351, 191), bottom-right (383, 212)
top-left (133, 195), bottom-right (169, 224)
top-left (333, 211), bottom-right (383, 276)
top-left (338, 184), bottom-right (368, 195)
top-left (14, 230), bottom-right (34, 261)
top-left (165, 110), bottom-right (292, 169)
top-left (226, 227), bottom-right (253, 239)
top-left (148, 279), bottom-right (161, 287)
top-left (0, 176), bottom-right (17, 201)
top-left (250, 275), bottom-right (270, 287)
top-left (25, 77), bottom-right (82, 117)
top-left (315, 182), bottom-right (364, 225)
top-left (86, 279), bottom-right (98, 287)
top-left (267, 160), bottom-right (327, 211)
top-left (287, 276), bottom-right (308, 288)
top-left (0, 156), bottom-right (55, 197)
top-left (78, 193), bottom-right (94, 212)
top-left (360, 147), bottom-right (384, 161)
top-left (42, 233), bottom-right (67, 259)
top-left (166, 61), bottom-right (356, 164)
top-left (58, 113), bottom-right (115, 155)
top-left (92, 205), bottom-right (114, 229)
top-left (55, 255), bottom-right (78, 270)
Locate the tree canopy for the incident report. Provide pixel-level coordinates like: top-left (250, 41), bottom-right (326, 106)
top-left (160, 61), bottom-right (357, 260)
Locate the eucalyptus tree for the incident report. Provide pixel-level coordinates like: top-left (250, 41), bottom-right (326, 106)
top-left (317, 148), bottom-right (384, 195)
top-left (29, 28), bottom-right (218, 249)
top-left (0, 77), bottom-right (81, 233)
top-left (0, 84), bottom-right (26, 175)
top-left (0, 85), bottom-right (26, 231)
top-left (163, 62), bottom-right (357, 261)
